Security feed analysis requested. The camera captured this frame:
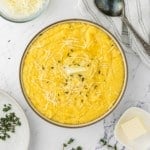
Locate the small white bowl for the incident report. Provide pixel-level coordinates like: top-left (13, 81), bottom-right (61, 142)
top-left (114, 107), bottom-right (150, 150)
top-left (0, 0), bottom-right (50, 23)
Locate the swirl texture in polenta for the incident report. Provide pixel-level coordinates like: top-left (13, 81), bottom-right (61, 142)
top-left (21, 21), bottom-right (125, 125)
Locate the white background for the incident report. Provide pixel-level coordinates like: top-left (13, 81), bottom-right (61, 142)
top-left (0, 0), bottom-right (150, 150)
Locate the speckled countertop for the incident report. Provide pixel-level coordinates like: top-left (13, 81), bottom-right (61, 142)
top-left (0, 0), bottom-right (150, 150)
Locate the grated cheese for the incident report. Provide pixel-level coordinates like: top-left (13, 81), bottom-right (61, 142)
top-left (0, 0), bottom-right (48, 20)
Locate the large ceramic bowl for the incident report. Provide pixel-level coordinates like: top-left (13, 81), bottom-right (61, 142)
top-left (20, 19), bottom-right (127, 128)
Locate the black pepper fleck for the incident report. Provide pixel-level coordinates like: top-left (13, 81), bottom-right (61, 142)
top-left (64, 83), bottom-right (68, 86)
top-left (94, 85), bottom-right (98, 89)
top-left (81, 77), bottom-right (85, 82)
top-left (42, 66), bottom-right (45, 70)
top-left (67, 53), bottom-right (71, 57)
top-left (65, 91), bottom-right (69, 94)
top-left (78, 74), bottom-right (82, 78)
top-left (39, 33), bottom-right (43, 36)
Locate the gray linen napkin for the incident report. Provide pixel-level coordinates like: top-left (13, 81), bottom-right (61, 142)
top-left (78, 0), bottom-right (150, 68)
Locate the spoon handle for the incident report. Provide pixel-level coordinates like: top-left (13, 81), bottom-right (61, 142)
top-left (122, 16), bottom-right (150, 55)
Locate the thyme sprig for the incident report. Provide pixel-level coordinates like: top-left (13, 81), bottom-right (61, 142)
top-left (0, 104), bottom-right (21, 141)
top-left (63, 138), bottom-right (82, 150)
top-left (3, 104), bottom-right (11, 112)
top-left (99, 138), bottom-right (117, 150)
top-left (62, 136), bottom-right (118, 150)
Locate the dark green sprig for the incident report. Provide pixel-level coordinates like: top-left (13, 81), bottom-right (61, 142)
top-left (0, 104), bottom-right (21, 141)
top-left (114, 144), bottom-right (117, 150)
top-left (67, 138), bottom-right (74, 144)
top-left (63, 138), bottom-right (82, 150)
top-left (71, 146), bottom-right (82, 150)
top-left (63, 138), bottom-right (75, 149)
top-left (63, 143), bottom-right (67, 147)
top-left (100, 138), bottom-right (107, 146)
top-left (3, 104), bottom-right (11, 112)
top-left (99, 138), bottom-right (117, 150)
top-left (76, 146), bottom-right (82, 150)
top-left (107, 145), bottom-right (113, 148)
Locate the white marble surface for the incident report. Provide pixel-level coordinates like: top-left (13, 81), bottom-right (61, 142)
top-left (0, 0), bottom-right (150, 150)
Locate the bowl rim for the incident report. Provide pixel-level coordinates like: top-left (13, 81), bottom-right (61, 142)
top-left (19, 18), bottom-right (128, 128)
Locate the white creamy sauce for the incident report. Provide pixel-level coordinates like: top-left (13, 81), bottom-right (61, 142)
top-left (0, 0), bottom-right (48, 20)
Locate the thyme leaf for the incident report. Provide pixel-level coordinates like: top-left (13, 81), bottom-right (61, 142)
top-left (99, 138), bottom-right (117, 150)
top-left (0, 104), bottom-right (21, 141)
top-left (67, 138), bottom-right (74, 144)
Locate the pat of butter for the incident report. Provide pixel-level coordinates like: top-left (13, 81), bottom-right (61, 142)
top-left (121, 117), bottom-right (147, 141)
top-left (64, 67), bottom-right (86, 75)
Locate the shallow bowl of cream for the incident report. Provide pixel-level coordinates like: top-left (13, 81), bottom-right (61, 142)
top-left (114, 107), bottom-right (150, 150)
top-left (0, 0), bottom-right (50, 23)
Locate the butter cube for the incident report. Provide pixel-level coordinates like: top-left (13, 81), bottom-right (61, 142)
top-left (64, 67), bottom-right (86, 75)
top-left (121, 117), bottom-right (147, 141)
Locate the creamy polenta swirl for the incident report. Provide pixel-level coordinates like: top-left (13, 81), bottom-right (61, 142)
top-left (21, 21), bottom-right (126, 126)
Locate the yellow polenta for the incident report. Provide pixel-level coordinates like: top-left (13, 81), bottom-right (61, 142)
top-left (21, 21), bottom-right (125, 125)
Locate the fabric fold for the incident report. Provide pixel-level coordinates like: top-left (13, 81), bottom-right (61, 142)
top-left (78, 0), bottom-right (150, 68)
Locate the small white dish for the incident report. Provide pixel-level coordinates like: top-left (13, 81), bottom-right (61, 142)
top-left (0, 90), bottom-right (30, 150)
top-left (114, 107), bottom-right (150, 150)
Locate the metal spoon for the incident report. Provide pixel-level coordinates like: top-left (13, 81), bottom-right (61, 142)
top-left (95, 0), bottom-right (150, 54)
